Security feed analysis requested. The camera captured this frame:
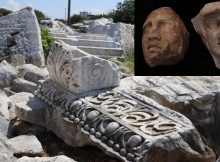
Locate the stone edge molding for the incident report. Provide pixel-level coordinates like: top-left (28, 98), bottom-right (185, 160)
top-left (33, 79), bottom-right (215, 162)
top-left (47, 41), bottom-right (120, 94)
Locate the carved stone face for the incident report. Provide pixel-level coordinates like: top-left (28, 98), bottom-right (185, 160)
top-left (142, 7), bottom-right (189, 67)
top-left (192, 2), bottom-right (220, 69)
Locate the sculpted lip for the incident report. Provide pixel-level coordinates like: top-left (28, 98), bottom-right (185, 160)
top-left (147, 45), bottom-right (161, 51)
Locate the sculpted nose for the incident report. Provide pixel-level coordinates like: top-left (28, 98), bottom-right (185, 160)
top-left (147, 27), bottom-right (161, 41)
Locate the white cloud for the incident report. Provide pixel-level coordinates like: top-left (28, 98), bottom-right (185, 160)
top-left (6, 0), bottom-right (22, 11)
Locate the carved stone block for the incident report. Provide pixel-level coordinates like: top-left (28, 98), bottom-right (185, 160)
top-left (14, 79), bottom-right (215, 162)
top-left (47, 41), bottom-right (120, 94)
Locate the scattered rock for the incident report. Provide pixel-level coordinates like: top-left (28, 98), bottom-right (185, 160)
top-left (15, 95), bottom-right (51, 127)
top-left (17, 64), bottom-right (48, 84)
top-left (0, 92), bottom-right (11, 119)
top-left (7, 135), bottom-right (44, 157)
top-left (16, 155), bottom-right (76, 162)
top-left (0, 60), bottom-right (17, 88)
top-left (4, 54), bottom-right (26, 67)
top-left (0, 137), bottom-right (16, 162)
top-left (0, 115), bottom-right (14, 138)
top-left (9, 92), bottom-right (33, 120)
top-left (11, 78), bottom-right (37, 93)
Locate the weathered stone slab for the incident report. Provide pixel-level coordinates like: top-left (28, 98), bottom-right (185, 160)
top-left (11, 78), bottom-right (37, 93)
top-left (0, 60), bottom-right (17, 88)
top-left (0, 116), bottom-right (16, 162)
top-left (0, 137), bottom-right (16, 162)
top-left (7, 135), bottom-right (44, 156)
top-left (17, 155), bottom-right (76, 162)
top-left (17, 64), bottom-right (49, 84)
top-left (0, 92), bottom-right (11, 119)
top-left (9, 92), bottom-right (34, 120)
top-left (47, 41), bottom-right (120, 94)
top-left (15, 80), bottom-right (215, 162)
top-left (0, 9), bottom-right (44, 67)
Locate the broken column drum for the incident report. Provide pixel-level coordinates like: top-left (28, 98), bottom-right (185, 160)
top-left (142, 7), bottom-right (189, 67)
top-left (34, 42), bottom-right (214, 162)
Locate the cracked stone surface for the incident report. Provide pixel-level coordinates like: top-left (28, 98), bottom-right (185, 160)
top-left (16, 155), bottom-right (76, 162)
top-left (0, 9), bottom-right (44, 67)
top-left (120, 76), bottom-right (220, 155)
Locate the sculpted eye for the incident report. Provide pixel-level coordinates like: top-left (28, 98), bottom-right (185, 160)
top-left (144, 22), bottom-right (152, 31)
top-left (205, 19), bottom-right (220, 29)
top-left (158, 19), bottom-right (172, 26)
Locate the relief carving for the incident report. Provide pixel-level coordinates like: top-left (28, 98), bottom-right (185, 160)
top-left (47, 41), bottom-right (120, 94)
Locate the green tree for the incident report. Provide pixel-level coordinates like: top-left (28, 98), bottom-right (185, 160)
top-left (0, 8), bottom-right (12, 17)
top-left (70, 15), bottom-right (84, 24)
top-left (34, 9), bottom-right (49, 23)
top-left (41, 27), bottom-right (53, 60)
top-left (111, 0), bottom-right (134, 24)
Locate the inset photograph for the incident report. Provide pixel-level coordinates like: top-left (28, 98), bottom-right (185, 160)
top-left (135, 0), bottom-right (220, 75)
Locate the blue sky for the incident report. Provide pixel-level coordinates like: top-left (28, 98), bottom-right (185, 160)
top-left (0, 0), bottom-right (124, 19)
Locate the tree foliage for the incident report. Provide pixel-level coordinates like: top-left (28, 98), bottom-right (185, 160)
top-left (70, 15), bottom-right (84, 24)
top-left (111, 0), bottom-right (134, 24)
top-left (41, 27), bottom-right (53, 60)
top-left (34, 9), bottom-right (49, 23)
top-left (0, 8), bottom-right (12, 17)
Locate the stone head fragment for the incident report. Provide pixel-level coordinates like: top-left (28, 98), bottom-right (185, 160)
top-left (192, 2), bottom-right (220, 69)
top-left (142, 7), bottom-right (189, 67)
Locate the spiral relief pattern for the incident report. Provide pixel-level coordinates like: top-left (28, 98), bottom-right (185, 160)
top-left (47, 41), bottom-right (119, 94)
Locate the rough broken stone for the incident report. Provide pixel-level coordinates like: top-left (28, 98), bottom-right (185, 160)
top-left (9, 92), bottom-right (33, 120)
top-left (47, 41), bottom-right (120, 94)
top-left (17, 64), bottom-right (48, 84)
top-left (7, 135), bottom-right (44, 156)
top-left (51, 21), bottom-right (75, 35)
top-left (192, 2), bottom-right (220, 69)
top-left (0, 115), bottom-right (16, 162)
top-left (0, 92), bottom-right (11, 119)
top-left (0, 9), bottom-right (44, 67)
top-left (0, 60), bottom-right (17, 88)
top-left (142, 7), bottom-right (189, 67)
top-left (0, 115), bottom-right (14, 138)
top-left (17, 155), bottom-right (76, 162)
top-left (4, 54), bottom-right (26, 67)
top-left (11, 78), bottom-right (37, 93)
top-left (0, 137), bottom-right (16, 162)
